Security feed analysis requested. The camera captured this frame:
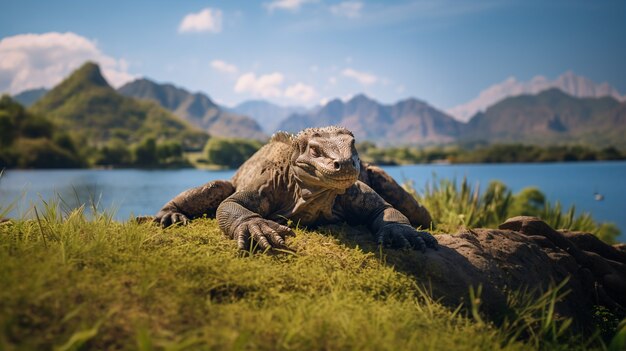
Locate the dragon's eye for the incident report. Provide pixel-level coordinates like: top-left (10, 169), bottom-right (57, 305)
top-left (309, 145), bottom-right (320, 157)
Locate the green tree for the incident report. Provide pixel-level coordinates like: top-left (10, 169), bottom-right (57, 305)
top-left (598, 147), bottom-right (622, 160)
top-left (156, 141), bottom-right (183, 162)
top-left (204, 138), bottom-right (262, 168)
top-left (13, 138), bottom-right (82, 168)
top-left (133, 138), bottom-right (158, 167)
top-left (19, 114), bottom-right (53, 139)
top-left (96, 138), bottom-right (132, 166)
top-left (0, 111), bottom-right (16, 147)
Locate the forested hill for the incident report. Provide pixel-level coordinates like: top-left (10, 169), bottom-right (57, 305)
top-left (30, 62), bottom-right (207, 149)
top-left (0, 95), bottom-right (84, 168)
top-left (118, 78), bottom-right (266, 141)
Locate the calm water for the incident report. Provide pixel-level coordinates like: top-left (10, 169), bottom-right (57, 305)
top-left (1, 162), bottom-right (625, 241)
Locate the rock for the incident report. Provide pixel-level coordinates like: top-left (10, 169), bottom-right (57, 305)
top-left (360, 216), bottom-right (625, 330)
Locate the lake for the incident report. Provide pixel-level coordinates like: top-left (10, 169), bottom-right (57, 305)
top-left (1, 161), bottom-right (625, 242)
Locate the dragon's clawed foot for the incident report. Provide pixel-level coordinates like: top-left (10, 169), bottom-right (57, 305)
top-left (155, 210), bottom-right (189, 228)
top-left (233, 218), bottom-right (295, 251)
top-left (377, 223), bottom-right (438, 252)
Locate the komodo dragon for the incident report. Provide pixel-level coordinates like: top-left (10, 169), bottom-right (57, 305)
top-left (155, 126), bottom-right (437, 251)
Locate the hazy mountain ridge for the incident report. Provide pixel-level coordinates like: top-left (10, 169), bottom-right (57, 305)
top-left (278, 94), bottom-right (463, 145)
top-left (118, 79), bottom-right (266, 140)
top-left (461, 88), bottom-right (626, 149)
top-left (30, 62), bottom-right (207, 147)
top-left (230, 100), bottom-right (307, 134)
top-left (12, 88), bottom-right (49, 107)
top-left (448, 71), bottom-right (625, 122)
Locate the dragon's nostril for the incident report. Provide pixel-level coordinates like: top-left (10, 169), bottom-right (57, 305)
top-left (333, 161), bottom-right (341, 170)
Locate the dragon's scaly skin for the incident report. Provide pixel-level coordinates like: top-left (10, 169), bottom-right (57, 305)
top-left (155, 126), bottom-right (436, 251)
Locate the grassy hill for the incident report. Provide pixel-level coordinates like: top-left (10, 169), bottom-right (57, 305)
top-left (0, 212), bottom-right (600, 350)
top-left (0, 180), bottom-right (622, 349)
top-left (30, 62), bottom-right (208, 149)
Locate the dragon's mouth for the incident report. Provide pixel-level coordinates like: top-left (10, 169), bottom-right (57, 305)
top-left (324, 174), bottom-right (358, 182)
top-left (314, 166), bottom-right (358, 180)
top-left (295, 161), bottom-right (359, 188)
top-left (314, 169), bottom-right (358, 188)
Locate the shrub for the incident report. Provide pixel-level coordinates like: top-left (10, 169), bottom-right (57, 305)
top-left (203, 137), bottom-right (262, 168)
top-left (12, 138), bottom-right (83, 169)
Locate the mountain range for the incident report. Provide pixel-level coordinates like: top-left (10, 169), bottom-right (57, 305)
top-left (448, 71), bottom-right (625, 122)
top-left (10, 65), bottom-right (626, 149)
top-left (13, 87), bottom-right (48, 107)
top-left (462, 88), bottom-right (626, 148)
top-left (230, 100), bottom-right (307, 134)
top-left (118, 79), bottom-right (266, 140)
top-left (278, 94), bottom-right (462, 145)
top-left (29, 62), bottom-right (207, 148)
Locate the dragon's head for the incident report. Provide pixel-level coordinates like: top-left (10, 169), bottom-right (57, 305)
top-left (290, 126), bottom-right (360, 190)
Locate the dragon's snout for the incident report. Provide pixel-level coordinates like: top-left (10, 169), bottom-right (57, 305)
top-left (332, 157), bottom-right (356, 171)
top-left (323, 156), bottom-right (360, 185)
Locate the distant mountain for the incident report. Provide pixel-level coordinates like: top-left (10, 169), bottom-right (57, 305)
top-left (230, 100), bottom-right (307, 133)
top-left (461, 88), bottom-right (626, 149)
top-left (30, 62), bottom-right (207, 148)
top-left (278, 94), bottom-right (462, 145)
top-left (12, 88), bottom-right (49, 107)
top-left (448, 72), bottom-right (625, 122)
top-left (119, 79), bottom-right (266, 140)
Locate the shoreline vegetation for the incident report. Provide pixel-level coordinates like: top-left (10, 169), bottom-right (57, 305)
top-left (0, 180), bottom-right (624, 349)
top-left (357, 142), bottom-right (626, 166)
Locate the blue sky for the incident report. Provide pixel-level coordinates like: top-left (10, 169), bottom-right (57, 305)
top-left (0, 0), bottom-right (624, 109)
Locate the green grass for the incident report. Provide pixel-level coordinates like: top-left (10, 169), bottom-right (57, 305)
top-left (408, 177), bottom-right (620, 244)
top-left (0, 178), bottom-right (623, 350)
top-left (0, 199), bottom-right (617, 350)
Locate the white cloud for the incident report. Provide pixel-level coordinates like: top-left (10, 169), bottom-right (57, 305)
top-left (234, 70), bottom-right (318, 103)
top-left (265, 0), bottom-right (316, 12)
top-left (0, 32), bottom-right (135, 94)
top-left (328, 76), bottom-right (337, 85)
top-left (178, 8), bottom-right (222, 33)
top-left (234, 72), bottom-right (284, 98)
top-left (284, 82), bottom-right (317, 103)
top-left (330, 1), bottom-right (363, 18)
top-left (341, 68), bottom-right (377, 85)
top-left (211, 59), bottom-right (238, 74)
